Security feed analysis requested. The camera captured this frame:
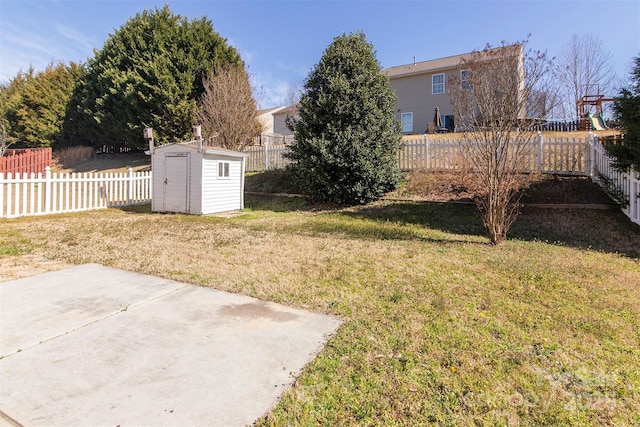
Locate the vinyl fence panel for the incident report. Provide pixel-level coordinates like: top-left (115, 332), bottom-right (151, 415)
top-left (0, 167), bottom-right (151, 218)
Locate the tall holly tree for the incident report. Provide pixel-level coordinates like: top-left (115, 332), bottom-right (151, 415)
top-left (287, 32), bottom-right (402, 205)
top-left (65, 5), bottom-right (241, 149)
top-left (604, 56), bottom-right (640, 172)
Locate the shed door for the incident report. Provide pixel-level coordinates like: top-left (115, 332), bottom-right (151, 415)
top-left (164, 154), bottom-right (189, 213)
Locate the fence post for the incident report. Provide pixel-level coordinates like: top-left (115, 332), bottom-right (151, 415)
top-left (44, 166), bottom-right (51, 214)
top-left (263, 139), bottom-right (270, 171)
top-left (586, 131), bottom-right (595, 178)
top-left (127, 167), bottom-right (133, 206)
top-left (424, 134), bottom-right (429, 170)
top-left (536, 131), bottom-right (543, 172)
top-left (0, 172), bottom-right (4, 218)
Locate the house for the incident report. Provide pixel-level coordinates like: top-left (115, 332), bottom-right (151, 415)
top-left (150, 140), bottom-right (247, 215)
top-left (257, 106), bottom-right (286, 134)
top-left (272, 104), bottom-right (299, 136)
top-left (384, 44), bottom-right (524, 134)
top-left (255, 105), bottom-right (297, 145)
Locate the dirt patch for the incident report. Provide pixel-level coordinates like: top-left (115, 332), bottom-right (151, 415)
top-left (520, 175), bottom-right (614, 205)
top-left (388, 170), bottom-right (615, 205)
top-left (0, 255), bottom-right (72, 282)
top-left (53, 152), bottom-right (150, 174)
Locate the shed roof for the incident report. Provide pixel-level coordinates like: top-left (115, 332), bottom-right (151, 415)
top-left (153, 141), bottom-right (248, 158)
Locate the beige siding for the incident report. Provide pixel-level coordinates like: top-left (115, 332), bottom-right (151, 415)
top-left (390, 69), bottom-right (459, 134)
top-left (273, 113), bottom-right (293, 135)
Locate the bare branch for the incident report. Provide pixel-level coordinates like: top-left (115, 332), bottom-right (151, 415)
top-left (448, 41), bottom-right (554, 244)
top-left (553, 34), bottom-right (616, 121)
top-left (196, 65), bottom-right (262, 151)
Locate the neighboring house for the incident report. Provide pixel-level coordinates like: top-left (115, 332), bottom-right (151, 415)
top-left (255, 105), bottom-right (297, 145)
top-left (257, 106), bottom-right (286, 134)
top-left (272, 104), bottom-right (299, 136)
top-left (384, 44), bottom-right (524, 134)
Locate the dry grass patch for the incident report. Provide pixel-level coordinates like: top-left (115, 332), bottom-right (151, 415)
top-left (1, 196), bottom-right (638, 425)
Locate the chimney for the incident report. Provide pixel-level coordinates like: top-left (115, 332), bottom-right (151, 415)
top-left (413, 56), bottom-right (416, 66)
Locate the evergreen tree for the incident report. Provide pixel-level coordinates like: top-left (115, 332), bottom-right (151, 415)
top-left (604, 56), bottom-right (640, 172)
top-left (66, 5), bottom-right (241, 150)
top-left (287, 32), bottom-right (402, 205)
top-left (1, 63), bottom-right (84, 148)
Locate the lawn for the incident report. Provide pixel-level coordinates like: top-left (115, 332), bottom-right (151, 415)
top-left (1, 185), bottom-right (639, 425)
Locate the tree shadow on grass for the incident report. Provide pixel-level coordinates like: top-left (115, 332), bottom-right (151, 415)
top-left (511, 207), bottom-right (640, 259)
top-left (254, 194), bottom-right (640, 258)
top-left (346, 201), bottom-right (640, 258)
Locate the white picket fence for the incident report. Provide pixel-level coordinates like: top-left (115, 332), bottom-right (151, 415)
top-left (591, 139), bottom-right (640, 227)
top-left (0, 167), bottom-right (151, 218)
top-left (240, 134), bottom-right (639, 227)
top-left (1, 136), bottom-right (638, 227)
top-left (398, 135), bottom-right (591, 175)
top-left (244, 135), bottom-right (592, 175)
top-left (244, 143), bottom-right (291, 171)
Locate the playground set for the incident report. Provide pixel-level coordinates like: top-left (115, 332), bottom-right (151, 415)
top-left (577, 85), bottom-right (613, 131)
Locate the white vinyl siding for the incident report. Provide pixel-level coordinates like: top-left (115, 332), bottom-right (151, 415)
top-left (152, 144), bottom-right (245, 215)
top-left (401, 112), bottom-right (413, 133)
top-left (202, 156), bottom-right (242, 213)
top-left (432, 73), bottom-right (445, 94)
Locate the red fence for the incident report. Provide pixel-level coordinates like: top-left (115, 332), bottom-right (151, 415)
top-left (1, 148), bottom-right (52, 175)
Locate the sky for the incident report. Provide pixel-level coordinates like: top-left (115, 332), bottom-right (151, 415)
top-left (1, 0), bottom-right (639, 108)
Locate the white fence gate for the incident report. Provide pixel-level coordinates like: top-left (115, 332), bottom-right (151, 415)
top-left (0, 167), bottom-right (151, 218)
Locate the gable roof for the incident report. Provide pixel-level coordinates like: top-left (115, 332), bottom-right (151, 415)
top-left (272, 103), bottom-right (300, 117)
top-left (384, 45), bottom-right (522, 79)
top-left (257, 106), bottom-right (285, 117)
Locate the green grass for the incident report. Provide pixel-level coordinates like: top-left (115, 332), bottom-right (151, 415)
top-left (1, 194), bottom-right (639, 426)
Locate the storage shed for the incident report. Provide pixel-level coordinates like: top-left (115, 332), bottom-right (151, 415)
top-left (151, 141), bottom-right (247, 215)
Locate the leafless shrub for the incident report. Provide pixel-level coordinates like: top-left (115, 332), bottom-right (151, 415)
top-left (196, 64), bottom-right (262, 151)
top-left (448, 41), bottom-right (554, 244)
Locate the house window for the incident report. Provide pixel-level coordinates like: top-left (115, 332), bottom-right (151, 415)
top-left (432, 73), bottom-right (445, 94)
top-left (401, 112), bottom-right (413, 133)
top-left (218, 161), bottom-right (230, 178)
top-left (461, 69), bottom-right (472, 90)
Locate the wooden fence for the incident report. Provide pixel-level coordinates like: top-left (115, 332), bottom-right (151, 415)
top-left (0, 167), bottom-right (151, 218)
top-left (1, 148), bottom-right (52, 175)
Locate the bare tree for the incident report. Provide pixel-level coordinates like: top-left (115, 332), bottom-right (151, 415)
top-left (553, 34), bottom-right (616, 121)
top-left (448, 42), bottom-right (554, 244)
top-left (282, 82), bottom-right (302, 107)
top-left (196, 64), bottom-right (261, 151)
